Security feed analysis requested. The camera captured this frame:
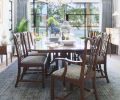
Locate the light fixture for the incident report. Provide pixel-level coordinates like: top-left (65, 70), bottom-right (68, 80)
top-left (112, 11), bottom-right (119, 16)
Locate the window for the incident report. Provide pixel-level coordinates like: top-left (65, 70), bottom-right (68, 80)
top-left (30, 2), bottom-right (47, 34)
top-left (29, 1), bottom-right (101, 37)
top-left (66, 2), bottom-right (101, 37)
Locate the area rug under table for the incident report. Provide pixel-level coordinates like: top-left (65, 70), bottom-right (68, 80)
top-left (0, 57), bottom-right (120, 100)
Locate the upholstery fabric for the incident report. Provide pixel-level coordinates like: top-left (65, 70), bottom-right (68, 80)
top-left (86, 55), bottom-right (104, 64)
top-left (28, 51), bottom-right (47, 57)
top-left (21, 56), bottom-right (46, 65)
top-left (53, 64), bottom-right (88, 79)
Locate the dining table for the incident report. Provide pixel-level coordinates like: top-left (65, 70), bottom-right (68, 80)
top-left (31, 36), bottom-right (86, 71)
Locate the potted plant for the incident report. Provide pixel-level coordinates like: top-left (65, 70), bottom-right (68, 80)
top-left (14, 17), bottom-right (28, 32)
top-left (47, 16), bottom-right (59, 27)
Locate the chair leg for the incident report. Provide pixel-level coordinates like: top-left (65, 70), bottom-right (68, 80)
top-left (69, 83), bottom-right (73, 91)
top-left (80, 84), bottom-right (85, 100)
top-left (10, 53), bottom-right (12, 62)
top-left (42, 66), bottom-right (45, 88)
top-left (6, 55), bottom-right (8, 66)
top-left (1, 55), bottom-right (3, 63)
top-left (20, 67), bottom-right (27, 80)
top-left (104, 63), bottom-right (110, 83)
top-left (15, 66), bottom-right (21, 87)
top-left (99, 64), bottom-right (104, 77)
top-left (51, 76), bottom-right (55, 100)
top-left (92, 77), bottom-right (99, 100)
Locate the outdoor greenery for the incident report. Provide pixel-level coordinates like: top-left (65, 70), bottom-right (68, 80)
top-left (15, 17), bottom-right (28, 32)
top-left (31, 2), bottom-right (100, 36)
top-left (47, 16), bottom-right (59, 27)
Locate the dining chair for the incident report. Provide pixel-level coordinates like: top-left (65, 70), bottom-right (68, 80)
top-left (13, 33), bottom-right (48, 88)
top-left (50, 36), bottom-right (102, 100)
top-left (22, 32), bottom-right (47, 57)
top-left (96, 33), bottom-right (111, 83)
top-left (86, 33), bottom-right (110, 83)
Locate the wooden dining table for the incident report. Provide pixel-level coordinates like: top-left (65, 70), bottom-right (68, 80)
top-left (31, 37), bottom-right (86, 70)
top-left (32, 37), bottom-right (85, 53)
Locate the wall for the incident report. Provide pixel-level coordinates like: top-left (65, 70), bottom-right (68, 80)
top-left (113, 0), bottom-right (120, 55)
top-left (0, 0), bottom-right (10, 43)
top-left (113, 0), bottom-right (120, 27)
top-left (17, 0), bottom-right (27, 24)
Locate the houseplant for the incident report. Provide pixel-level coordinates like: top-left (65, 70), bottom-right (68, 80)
top-left (47, 16), bottom-right (59, 27)
top-left (14, 17), bottom-right (28, 32)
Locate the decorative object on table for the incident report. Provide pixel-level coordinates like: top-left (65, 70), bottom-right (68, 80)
top-left (62, 40), bottom-right (75, 46)
top-left (49, 37), bottom-right (59, 42)
top-left (61, 21), bottom-right (72, 41)
top-left (47, 16), bottom-right (60, 36)
top-left (61, 21), bottom-right (71, 33)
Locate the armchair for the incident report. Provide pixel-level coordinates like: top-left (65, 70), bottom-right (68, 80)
top-left (51, 37), bottom-right (102, 100)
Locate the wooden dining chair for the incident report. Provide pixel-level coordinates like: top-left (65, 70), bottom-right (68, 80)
top-left (96, 33), bottom-right (111, 83)
top-left (13, 33), bottom-right (48, 88)
top-left (50, 37), bottom-right (102, 100)
top-left (86, 33), bottom-right (110, 83)
top-left (22, 32), bottom-right (47, 57)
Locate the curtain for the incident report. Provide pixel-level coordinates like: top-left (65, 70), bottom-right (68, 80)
top-left (17, 0), bottom-right (27, 23)
top-left (102, 0), bottom-right (112, 32)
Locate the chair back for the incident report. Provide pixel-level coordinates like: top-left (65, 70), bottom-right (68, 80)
top-left (13, 33), bottom-right (25, 62)
top-left (88, 31), bottom-right (101, 38)
top-left (80, 36), bottom-right (102, 79)
top-left (22, 32), bottom-right (34, 55)
top-left (99, 33), bottom-right (111, 58)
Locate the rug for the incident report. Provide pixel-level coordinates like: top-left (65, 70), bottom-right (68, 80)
top-left (0, 56), bottom-right (120, 100)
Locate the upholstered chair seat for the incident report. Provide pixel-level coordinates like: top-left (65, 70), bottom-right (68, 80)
top-left (53, 64), bottom-right (88, 80)
top-left (28, 51), bottom-right (47, 57)
top-left (21, 56), bottom-right (46, 66)
top-left (86, 55), bottom-right (104, 64)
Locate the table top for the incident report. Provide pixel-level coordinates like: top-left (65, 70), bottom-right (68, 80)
top-left (32, 37), bottom-right (86, 53)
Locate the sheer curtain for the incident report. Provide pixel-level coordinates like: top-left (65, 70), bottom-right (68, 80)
top-left (102, 0), bottom-right (112, 32)
top-left (17, 0), bottom-right (27, 23)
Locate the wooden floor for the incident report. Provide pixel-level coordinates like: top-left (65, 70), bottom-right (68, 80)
top-left (0, 54), bottom-right (120, 100)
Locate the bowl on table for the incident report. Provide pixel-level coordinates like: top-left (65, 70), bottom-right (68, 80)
top-left (62, 40), bottom-right (75, 46)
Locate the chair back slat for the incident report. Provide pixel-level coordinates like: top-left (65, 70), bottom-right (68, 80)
top-left (22, 32), bottom-right (34, 52)
top-left (99, 33), bottom-right (111, 57)
top-left (13, 33), bottom-right (25, 61)
top-left (80, 37), bottom-right (102, 79)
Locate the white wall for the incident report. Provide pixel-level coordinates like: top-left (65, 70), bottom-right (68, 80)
top-left (0, 0), bottom-right (11, 44)
top-left (113, 0), bottom-right (120, 55)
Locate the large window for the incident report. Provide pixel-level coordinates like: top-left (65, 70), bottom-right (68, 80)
top-left (30, 1), bottom-right (101, 37)
top-left (66, 3), bottom-right (101, 37)
top-left (30, 2), bottom-right (47, 34)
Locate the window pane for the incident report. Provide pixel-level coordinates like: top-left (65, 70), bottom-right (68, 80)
top-left (48, 4), bottom-right (65, 22)
top-left (86, 15), bottom-right (99, 27)
top-left (68, 15), bottom-right (85, 27)
top-left (71, 27), bottom-right (85, 38)
top-left (90, 3), bottom-right (100, 14)
top-left (67, 3), bottom-right (85, 14)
